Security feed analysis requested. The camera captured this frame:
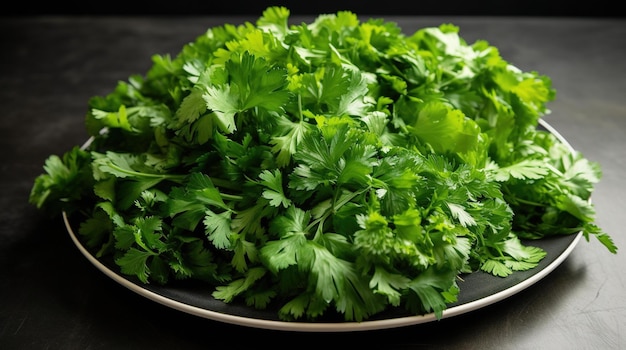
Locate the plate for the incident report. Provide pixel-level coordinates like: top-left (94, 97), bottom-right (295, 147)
top-left (62, 119), bottom-right (583, 332)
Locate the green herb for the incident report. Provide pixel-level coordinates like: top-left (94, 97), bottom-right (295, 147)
top-left (29, 6), bottom-right (617, 322)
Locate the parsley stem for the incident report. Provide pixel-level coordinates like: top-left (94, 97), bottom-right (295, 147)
top-left (305, 187), bottom-right (369, 234)
top-left (103, 162), bottom-right (186, 182)
top-left (220, 193), bottom-right (244, 201)
top-left (503, 189), bottom-right (544, 207)
top-left (512, 197), bottom-right (544, 207)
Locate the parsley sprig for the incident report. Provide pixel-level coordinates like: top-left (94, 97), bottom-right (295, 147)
top-left (30, 6), bottom-right (617, 322)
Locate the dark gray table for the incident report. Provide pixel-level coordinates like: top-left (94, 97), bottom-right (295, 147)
top-left (1, 14), bottom-right (624, 349)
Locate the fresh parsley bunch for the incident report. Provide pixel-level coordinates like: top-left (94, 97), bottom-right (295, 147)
top-left (30, 6), bottom-right (617, 322)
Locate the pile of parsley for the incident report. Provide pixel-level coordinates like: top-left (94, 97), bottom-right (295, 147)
top-left (30, 6), bottom-right (617, 322)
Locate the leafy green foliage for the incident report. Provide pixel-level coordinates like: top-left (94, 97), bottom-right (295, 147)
top-left (29, 6), bottom-right (617, 322)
